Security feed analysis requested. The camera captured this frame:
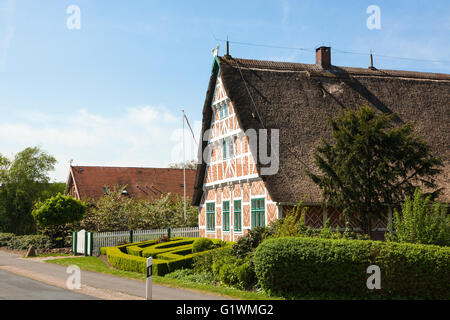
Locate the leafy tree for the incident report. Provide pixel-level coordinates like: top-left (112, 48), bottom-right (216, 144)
top-left (307, 106), bottom-right (443, 236)
top-left (32, 193), bottom-right (86, 227)
top-left (0, 147), bottom-right (57, 234)
top-left (386, 188), bottom-right (449, 246)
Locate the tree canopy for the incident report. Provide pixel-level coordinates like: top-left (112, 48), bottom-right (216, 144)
top-left (306, 106), bottom-right (443, 236)
top-left (0, 147), bottom-right (58, 234)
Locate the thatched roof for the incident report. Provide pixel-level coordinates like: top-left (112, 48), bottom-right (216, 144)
top-left (192, 55), bottom-right (450, 205)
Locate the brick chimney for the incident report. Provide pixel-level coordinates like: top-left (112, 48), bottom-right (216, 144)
top-left (316, 46), bottom-right (331, 69)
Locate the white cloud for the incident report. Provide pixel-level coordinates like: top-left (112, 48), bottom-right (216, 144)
top-left (0, 105), bottom-right (201, 182)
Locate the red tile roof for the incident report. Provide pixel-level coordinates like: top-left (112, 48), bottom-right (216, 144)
top-left (68, 166), bottom-right (196, 201)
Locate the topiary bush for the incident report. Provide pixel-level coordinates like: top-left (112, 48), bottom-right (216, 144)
top-left (192, 238), bottom-right (214, 253)
top-left (254, 237), bottom-right (450, 299)
top-left (32, 193), bottom-right (86, 227)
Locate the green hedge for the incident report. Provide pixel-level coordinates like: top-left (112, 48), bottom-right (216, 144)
top-left (192, 238), bottom-right (214, 253)
top-left (6, 234), bottom-right (54, 250)
top-left (104, 238), bottom-right (234, 276)
top-left (126, 240), bottom-right (159, 256)
top-left (0, 233), bottom-right (15, 247)
top-left (254, 237), bottom-right (450, 299)
top-left (141, 239), bottom-right (196, 258)
top-left (105, 247), bottom-right (170, 276)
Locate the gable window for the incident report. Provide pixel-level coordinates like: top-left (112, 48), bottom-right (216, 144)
top-left (223, 201), bottom-right (230, 231)
top-left (222, 137), bottom-right (235, 160)
top-left (206, 203), bottom-right (216, 231)
top-left (234, 200), bottom-right (242, 232)
top-left (218, 103), bottom-right (229, 120)
top-left (222, 140), bottom-right (227, 160)
top-left (251, 199), bottom-right (265, 228)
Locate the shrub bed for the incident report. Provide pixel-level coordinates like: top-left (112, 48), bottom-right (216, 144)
top-left (254, 237), bottom-right (450, 299)
top-left (6, 234), bottom-right (54, 250)
top-left (0, 233), bottom-right (15, 247)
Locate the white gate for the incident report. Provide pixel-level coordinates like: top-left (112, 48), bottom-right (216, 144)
top-left (72, 230), bottom-right (93, 256)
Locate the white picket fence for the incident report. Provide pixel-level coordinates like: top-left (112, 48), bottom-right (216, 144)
top-left (89, 227), bottom-right (200, 255)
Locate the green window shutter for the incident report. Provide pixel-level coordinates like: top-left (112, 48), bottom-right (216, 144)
top-left (251, 199), bottom-right (265, 229)
top-left (223, 201), bottom-right (230, 231)
top-left (234, 200), bottom-right (242, 232)
top-left (206, 203), bottom-right (215, 231)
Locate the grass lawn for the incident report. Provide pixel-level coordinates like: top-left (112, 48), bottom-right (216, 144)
top-left (45, 256), bottom-right (282, 300)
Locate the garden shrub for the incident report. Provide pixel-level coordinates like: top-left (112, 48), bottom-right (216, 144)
top-left (386, 189), bottom-right (450, 246)
top-left (6, 234), bottom-right (54, 250)
top-left (32, 193), bottom-right (86, 227)
top-left (231, 227), bottom-right (273, 259)
top-left (254, 237), bottom-right (450, 299)
top-left (192, 238), bottom-right (214, 253)
top-left (194, 246), bottom-right (257, 290)
top-left (0, 233), bottom-right (15, 246)
top-left (273, 203), bottom-right (311, 238)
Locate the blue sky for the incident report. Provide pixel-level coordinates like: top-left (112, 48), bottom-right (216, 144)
top-left (0, 0), bottom-right (449, 182)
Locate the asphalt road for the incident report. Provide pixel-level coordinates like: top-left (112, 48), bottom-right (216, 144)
top-left (0, 250), bottom-right (231, 300)
top-left (0, 269), bottom-right (96, 300)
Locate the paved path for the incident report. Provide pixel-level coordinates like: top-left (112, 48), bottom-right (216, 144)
top-left (0, 250), bottom-right (230, 300)
top-left (0, 269), bottom-right (96, 300)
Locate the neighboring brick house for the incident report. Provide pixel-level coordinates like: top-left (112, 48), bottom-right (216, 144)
top-left (67, 166), bottom-right (196, 201)
top-left (192, 47), bottom-right (450, 241)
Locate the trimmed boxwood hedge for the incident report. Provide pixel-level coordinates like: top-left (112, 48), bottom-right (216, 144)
top-left (101, 238), bottom-right (234, 277)
top-left (253, 237), bottom-right (450, 299)
top-left (105, 246), bottom-right (171, 276)
top-left (126, 240), bottom-right (159, 256)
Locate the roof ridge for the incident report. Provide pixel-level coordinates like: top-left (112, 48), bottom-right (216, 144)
top-left (71, 165), bottom-right (196, 171)
top-left (219, 56), bottom-right (450, 81)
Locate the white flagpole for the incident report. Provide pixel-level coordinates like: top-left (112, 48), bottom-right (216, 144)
top-left (182, 109), bottom-right (187, 223)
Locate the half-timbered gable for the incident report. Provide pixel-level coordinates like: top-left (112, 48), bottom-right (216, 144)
top-left (198, 68), bottom-right (279, 241)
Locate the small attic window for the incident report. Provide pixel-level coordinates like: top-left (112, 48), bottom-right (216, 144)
top-left (218, 103), bottom-right (229, 119)
top-left (122, 189), bottom-right (129, 196)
